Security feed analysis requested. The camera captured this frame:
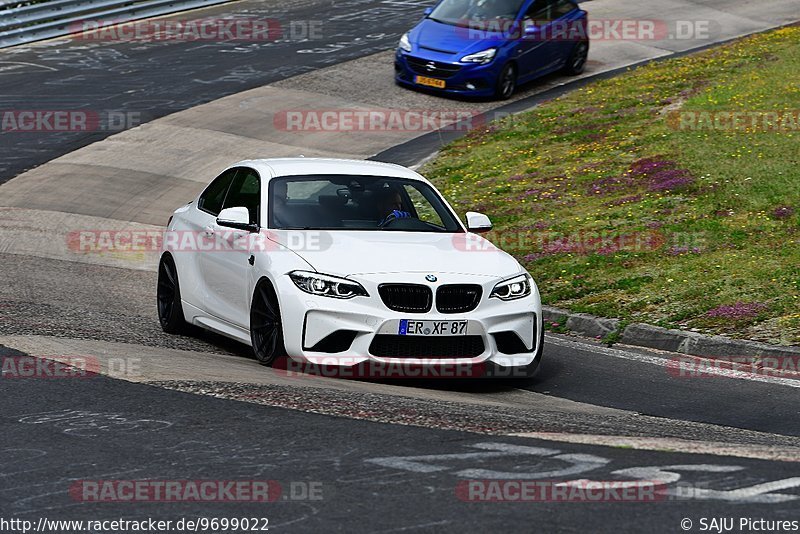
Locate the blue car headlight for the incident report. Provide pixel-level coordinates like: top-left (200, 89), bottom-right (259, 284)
top-left (289, 271), bottom-right (368, 299)
top-left (460, 47), bottom-right (497, 65)
top-left (490, 273), bottom-right (532, 301)
top-left (399, 33), bottom-right (412, 53)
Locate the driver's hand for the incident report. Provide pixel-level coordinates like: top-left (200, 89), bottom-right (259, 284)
top-left (379, 210), bottom-right (413, 226)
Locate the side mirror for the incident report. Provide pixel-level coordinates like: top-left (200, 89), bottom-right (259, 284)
top-left (466, 211), bottom-right (492, 233)
top-left (424, 7), bottom-right (433, 16)
top-left (524, 21), bottom-right (540, 36)
top-left (217, 206), bottom-right (258, 232)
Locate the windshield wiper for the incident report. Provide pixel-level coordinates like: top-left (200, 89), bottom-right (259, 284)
top-left (428, 16), bottom-right (461, 27)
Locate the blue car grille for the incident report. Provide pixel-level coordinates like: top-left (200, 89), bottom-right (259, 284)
top-left (406, 56), bottom-right (462, 79)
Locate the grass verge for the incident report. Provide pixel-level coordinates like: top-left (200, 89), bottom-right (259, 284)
top-left (423, 26), bottom-right (800, 345)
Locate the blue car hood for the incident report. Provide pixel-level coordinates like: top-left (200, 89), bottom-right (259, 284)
top-left (411, 18), bottom-right (505, 57)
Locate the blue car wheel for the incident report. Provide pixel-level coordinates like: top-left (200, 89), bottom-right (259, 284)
top-left (495, 63), bottom-right (517, 100)
top-left (564, 40), bottom-right (589, 75)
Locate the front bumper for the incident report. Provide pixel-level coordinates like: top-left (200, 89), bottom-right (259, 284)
top-left (275, 272), bottom-right (543, 373)
top-left (394, 50), bottom-right (501, 97)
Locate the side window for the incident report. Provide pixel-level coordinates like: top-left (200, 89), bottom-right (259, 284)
top-left (222, 168), bottom-right (261, 225)
top-left (523, 0), bottom-right (550, 25)
top-left (198, 168), bottom-right (237, 216)
top-left (403, 184), bottom-right (445, 229)
top-left (552, 0), bottom-right (576, 18)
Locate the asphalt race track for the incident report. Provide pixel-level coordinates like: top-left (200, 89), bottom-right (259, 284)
top-left (1, 0), bottom-right (799, 531)
top-left (1, 351), bottom-right (798, 531)
top-left (0, 0), bottom-right (432, 181)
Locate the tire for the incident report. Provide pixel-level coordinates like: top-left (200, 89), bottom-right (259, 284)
top-left (157, 254), bottom-right (187, 334)
top-left (250, 281), bottom-right (287, 366)
top-left (563, 40), bottom-right (589, 75)
top-left (494, 63), bottom-right (517, 100)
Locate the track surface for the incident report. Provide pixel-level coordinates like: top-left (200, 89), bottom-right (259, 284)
top-left (0, 0), bottom-right (431, 182)
top-left (1, 345), bottom-right (799, 533)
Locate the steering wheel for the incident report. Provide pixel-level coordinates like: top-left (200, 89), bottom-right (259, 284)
top-left (378, 210), bottom-right (413, 228)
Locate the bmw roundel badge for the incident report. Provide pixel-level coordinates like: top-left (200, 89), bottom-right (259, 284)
top-left (425, 274), bottom-right (438, 283)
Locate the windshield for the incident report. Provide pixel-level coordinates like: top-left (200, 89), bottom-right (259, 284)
top-left (268, 175), bottom-right (463, 233)
top-left (428, 0), bottom-right (526, 26)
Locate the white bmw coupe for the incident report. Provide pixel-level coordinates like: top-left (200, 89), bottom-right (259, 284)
top-left (158, 158), bottom-right (543, 377)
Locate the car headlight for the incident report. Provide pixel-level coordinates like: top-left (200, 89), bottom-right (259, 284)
top-left (490, 273), bottom-right (532, 301)
top-left (289, 271), bottom-right (368, 299)
top-left (399, 33), bottom-right (412, 53)
top-left (460, 47), bottom-right (497, 64)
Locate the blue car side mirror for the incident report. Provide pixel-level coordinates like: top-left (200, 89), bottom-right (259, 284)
top-left (424, 7), bottom-right (433, 16)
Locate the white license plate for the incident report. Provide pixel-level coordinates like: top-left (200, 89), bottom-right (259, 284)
top-left (398, 319), bottom-right (468, 336)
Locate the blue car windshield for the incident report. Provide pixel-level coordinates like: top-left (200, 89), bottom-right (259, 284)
top-left (429, 0), bottom-right (526, 26)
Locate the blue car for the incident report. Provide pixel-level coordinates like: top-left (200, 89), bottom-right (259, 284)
top-left (395, 0), bottom-right (589, 100)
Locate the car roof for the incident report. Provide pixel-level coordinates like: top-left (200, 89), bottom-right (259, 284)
top-left (229, 158), bottom-right (426, 182)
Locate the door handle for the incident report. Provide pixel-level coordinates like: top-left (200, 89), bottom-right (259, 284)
top-left (203, 225), bottom-right (214, 237)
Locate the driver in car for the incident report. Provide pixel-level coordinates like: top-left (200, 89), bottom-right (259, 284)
top-left (377, 187), bottom-right (412, 226)
top-left (272, 180), bottom-right (290, 227)
top-left (466, 0), bottom-right (516, 20)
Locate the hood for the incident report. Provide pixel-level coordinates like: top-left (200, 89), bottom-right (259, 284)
top-left (267, 230), bottom-right (522, 278)
top-left (410, 18), bottom-right (505, 57)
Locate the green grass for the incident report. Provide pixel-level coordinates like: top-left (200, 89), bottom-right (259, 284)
top-left (423, 26), bottom-right (800, 345)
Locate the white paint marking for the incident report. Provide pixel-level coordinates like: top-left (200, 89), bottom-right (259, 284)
top-left (0, 61), bottom-right (58, 72)
top-left (560, 467), bottom-right (800, 503)
top-left (546, 335), bottom-right (800, 388)
top-left (367, 442), bottom-right (608, 480)
top-left (366, 442), bottom-right (560, 474)
top-left (680, 477), bottom-right (800, 503)
top-left (458, 452), bottom-right (609, 480)
top-left (610, 465), bottom-right (800, 502)
top-left (612, 464), bottom-right (744, 485)
top-left (508, 432), bottom-right (800, 463)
